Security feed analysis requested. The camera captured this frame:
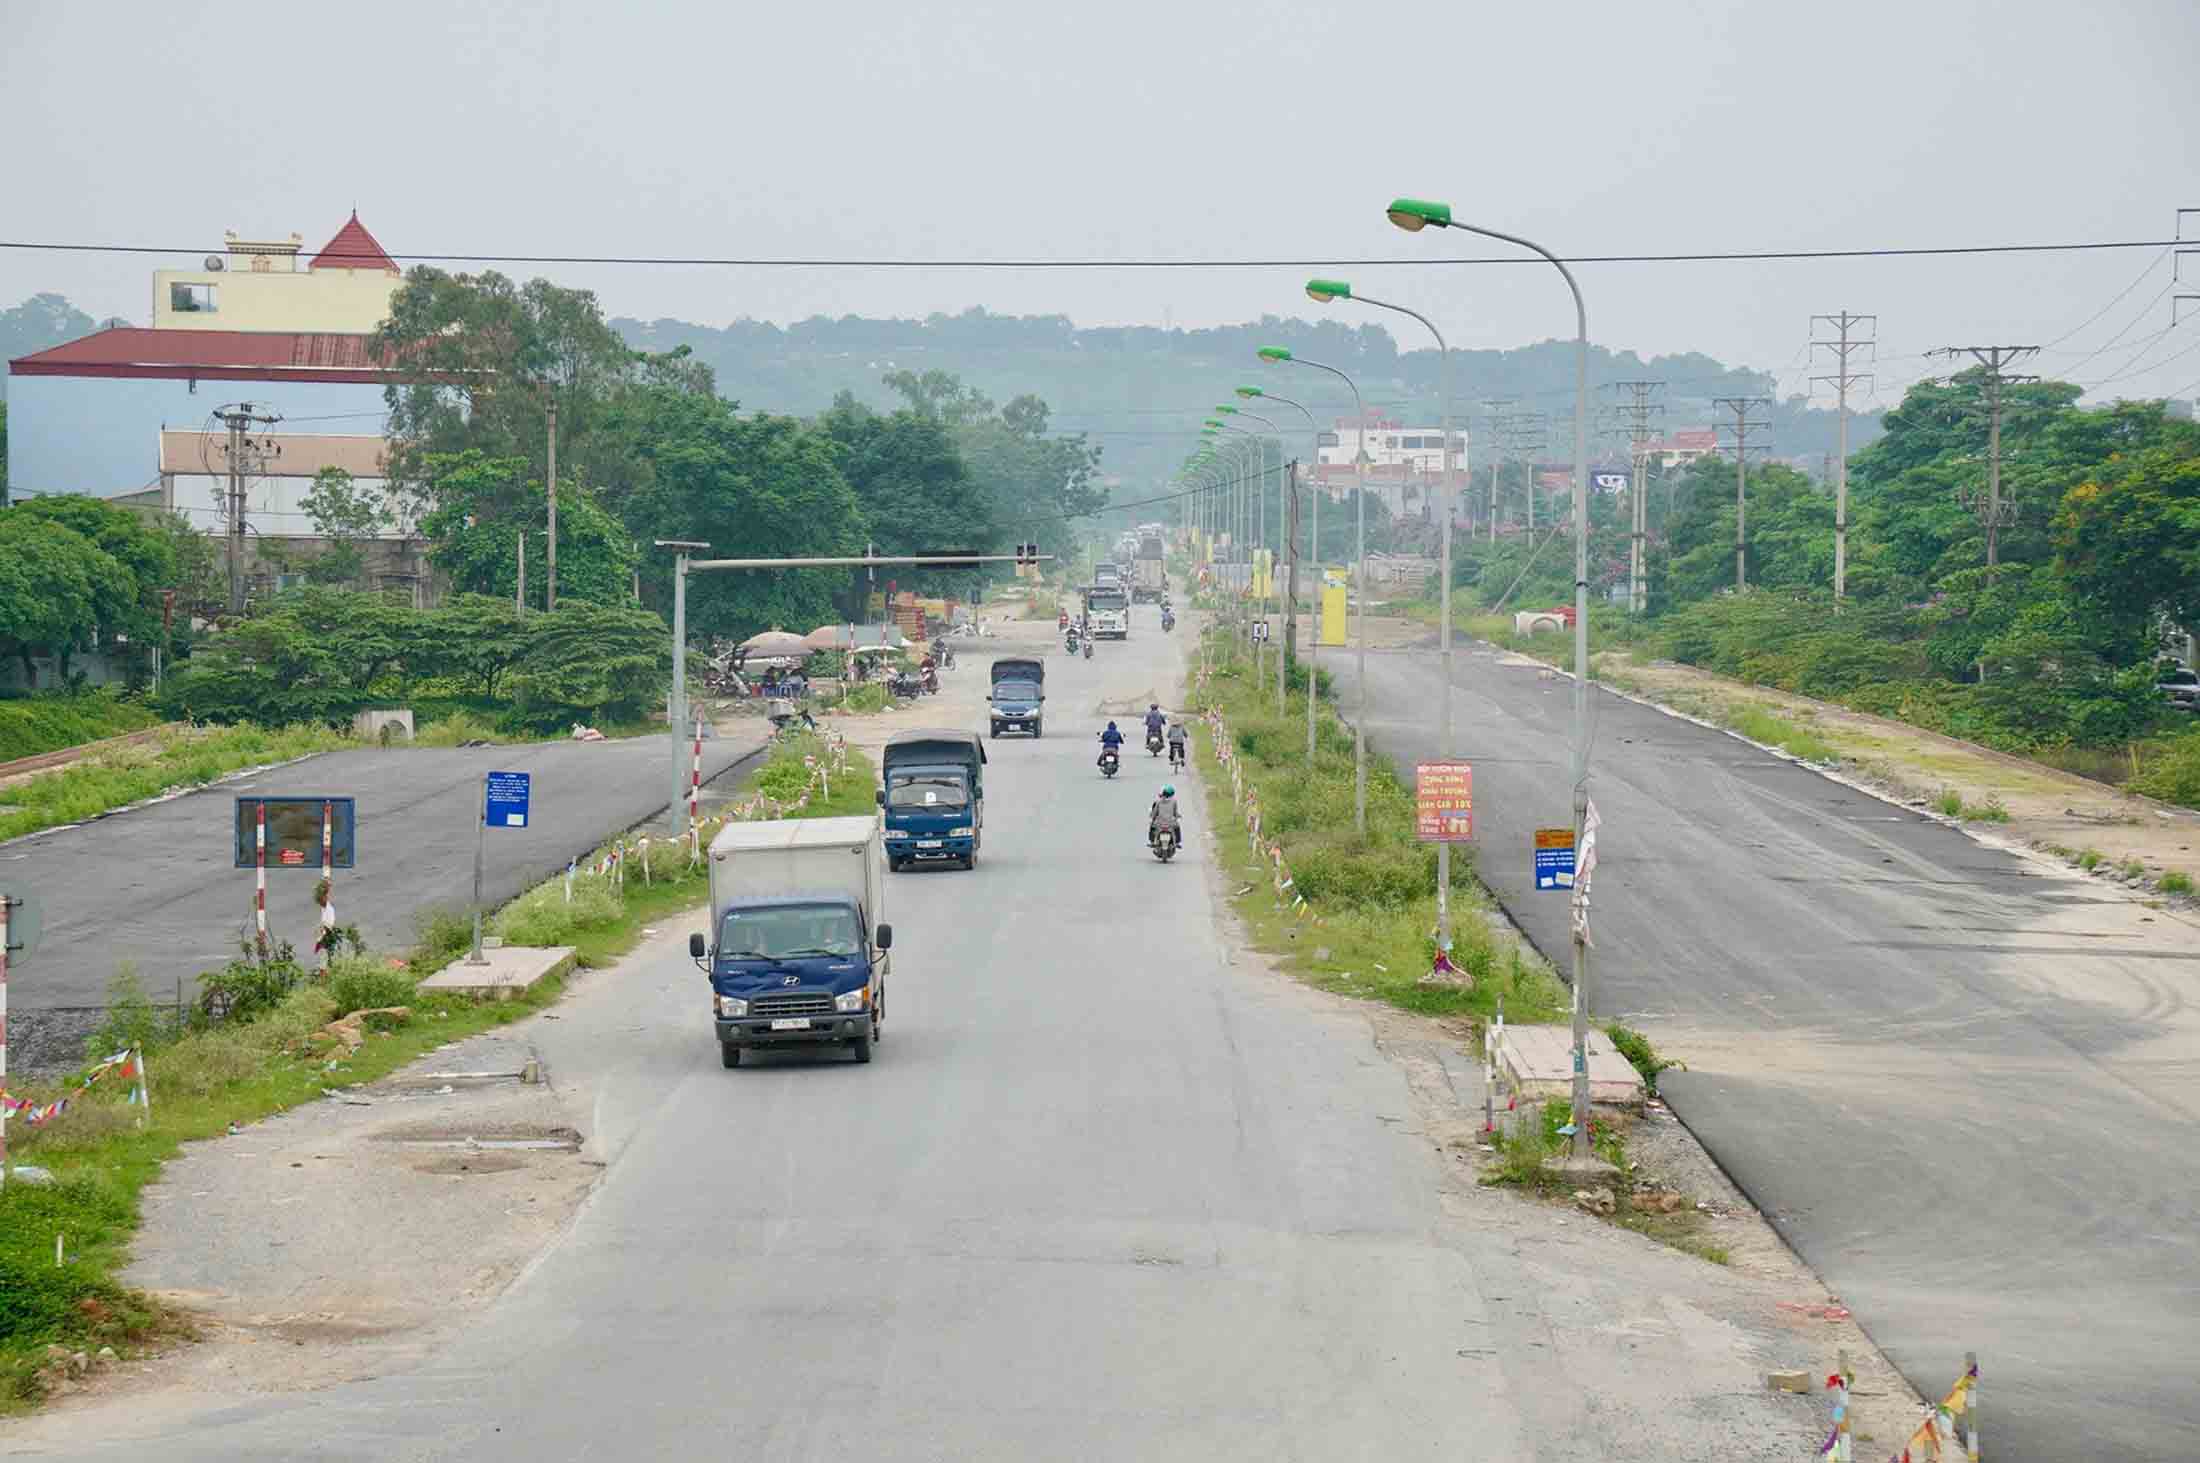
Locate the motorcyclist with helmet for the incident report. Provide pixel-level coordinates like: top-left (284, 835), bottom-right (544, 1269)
top-left (1143, 703), bottom-right (1166, 755)
top-left (1149, 784), bottom-right (1182, 850)
top-left (1166, 718), bottom-right (1188, 771)
top-left (1097, 720), bottom-right (1124, 771)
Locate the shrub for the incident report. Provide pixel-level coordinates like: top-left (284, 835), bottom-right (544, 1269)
top-left (2129, 732), bottom-right (2200, 809)
top-left (196, 940), bottom-right (309, 1023)
top-left (1606, 1024), bottom-right (1672, 1087)
top-left (83, 966), bottom-right (173, 1063)
top-left (1936, 788), bottom-right (1964, 817)
top-left (327, 956), bottom-right (419, 1013)
top-left (492, 880), bottom-right (622, 947)
top-left (2077, 848), bottom-right (2103, 870)
top-left (0, 691), bottom-right (160, 764)
top-left (2160, 871), bottom-right (2194, 896)
top-left (413, 906), bottom-right (474, 965)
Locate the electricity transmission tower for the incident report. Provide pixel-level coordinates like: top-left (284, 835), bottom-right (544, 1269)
top-left (1479, 399), bottom-right (1515, 542)
top-left (1712, 397), bottom-right (1772, 591)
top-left (1608, 382), bottom-right (1664, 612)
top-left (208, 403), bottom-right (283, 615)
top-left (1505, 411), bottom-right (1551, 534)
top-left (1811, 312), bottom-right (1876, 603)
top-left (1928, 346), bottom-right (2040, 580)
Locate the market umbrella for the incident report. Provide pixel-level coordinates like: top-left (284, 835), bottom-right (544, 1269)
top-left (737, 630), bottom-right (813, 660)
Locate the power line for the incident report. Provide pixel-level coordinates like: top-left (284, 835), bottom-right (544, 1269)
top-left (0, 236), bottom-right (2188, 271)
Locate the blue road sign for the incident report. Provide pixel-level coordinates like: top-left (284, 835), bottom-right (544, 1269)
top-left (484, 772), bottom-right (531, 829)
top-left (1533, 826), bottom-right (1576, 891)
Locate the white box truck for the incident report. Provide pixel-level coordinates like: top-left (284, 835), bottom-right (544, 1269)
top-left (687, 815), bottom-right (891, 1067)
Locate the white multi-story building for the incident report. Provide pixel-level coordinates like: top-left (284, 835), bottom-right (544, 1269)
top-left (1307, 415), bottom-right (1471, 519)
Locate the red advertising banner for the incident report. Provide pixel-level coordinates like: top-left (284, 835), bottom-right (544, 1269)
top-left (1415, 761), bottom-right (1474, 842)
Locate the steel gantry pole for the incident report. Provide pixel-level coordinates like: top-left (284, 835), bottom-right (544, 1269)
top-left (1262, 346), bottom-right (1372, 830)
top-left (1305, 279), bottom-right (1457, 959)
top-left (1385, 197), bottom-right (1599, 1170)
top-left (1239, 385), bottom-right (1322, 759)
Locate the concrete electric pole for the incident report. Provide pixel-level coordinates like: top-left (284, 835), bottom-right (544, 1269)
top-left (1712, 397), bottom-right (1772, 591)
top-left (1608, 383), bottom-right (1665, 613)
top-left (1929, 346), bottom-right (2039, 584)
top-left (1480, 399), bottom-right (1515, 542)
top-left (1811, 313), bottom-right (1877, 604)
top-left (546, 402), bottom-right (559, 611)
top-left (210, 403), bottom-right (282, 616)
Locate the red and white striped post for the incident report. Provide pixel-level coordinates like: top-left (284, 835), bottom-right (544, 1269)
top-left (689, 716), bottom-right (704, 861)
top-left (254, 802), bottom-right (269, 955)
top-left (2, 895), bottom-right (11, 1188)
top-left (316, 801), bottom-right (335, 972)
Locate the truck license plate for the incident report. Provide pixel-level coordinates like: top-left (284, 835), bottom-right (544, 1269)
top-left (917, 839), bottom-right (942, 849)
top-left (770, 1018), bottom-right (811, 1031)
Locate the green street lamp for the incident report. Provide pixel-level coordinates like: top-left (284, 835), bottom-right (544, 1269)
top-left (1261, 341), bottom-right (1373, 829)
top-left (1386, 193), bottom-right (1597, 1171)
top-left (1304, 273), bottom-right (1461, 955)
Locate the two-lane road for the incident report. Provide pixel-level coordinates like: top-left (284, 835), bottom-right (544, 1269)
top-left (11, 609), bottom-right (1827, 1462)
top-left (1333, 638), bottom-right (2200, 1462)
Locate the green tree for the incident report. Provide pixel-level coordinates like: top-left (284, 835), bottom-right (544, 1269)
top-left (2054, 442), bottom-right (2200, 640)
top-left (300, 466), bottom-right (394, 588)
top-left (154, 586), bottom-right (418, 724)
top-left (1655, 458), bottom-right (1829, 608)
top-left (820, 394), bottom-right (995, 579)
top-left (13, 494), bottom-right (179, 660)
top-left (507, 601), bottom-right (671, 726)
top-left (414, 450), bottom-right (637, 607)
top-left (598, 387), bottom-right (865, 640)
top-left (420, 594), bottom-right (533, 698)
top-left (0, 513), bottom-right (116, 681)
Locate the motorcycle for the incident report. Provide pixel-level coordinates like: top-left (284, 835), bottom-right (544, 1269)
top-left (1161, 609), bottom-right (1176, 633)
top-left (1082, 637), bottom-right (1093, 660)
top-left (1145, 729), bottom-right (1164, 757)
top-left (920, 664), bottom-right (939, 694)
top-left (1152, 825), bottom-right (1179, 863)
top-left (1098, 742), bottom-right (1121, 779)
top-left (888, 670), bottom-right (924, 699)
top-left (1065, 629), bottom-right (1080, 655)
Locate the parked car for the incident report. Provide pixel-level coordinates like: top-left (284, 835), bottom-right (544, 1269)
top-left (2158, 666), bottom-right (2200, 711)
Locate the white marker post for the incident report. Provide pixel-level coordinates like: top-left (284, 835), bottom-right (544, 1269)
top-left (255, 802), bottom-right (269, 953)
top-left (317, 801), bottom-right (335, 972)
top-left (1, 895), bottom-right (10, 1189)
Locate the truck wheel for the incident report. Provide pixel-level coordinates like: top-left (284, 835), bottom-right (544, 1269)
top-left (721, 1041), bottom-right (742, 1069)
top-left (1034, 720), bottom-right (1043, 738)
top-left (849, 1025), bottom-right (874, 1064)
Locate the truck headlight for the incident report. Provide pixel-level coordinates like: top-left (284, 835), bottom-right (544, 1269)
top-left (883, 829), bottom-right (910, 839)
top-left (834, 988), bottom-right (868, 1013)
top-left (716, 995), bottom-right (747, 1018)
top-left (950, 826), bottom-right (974, 837)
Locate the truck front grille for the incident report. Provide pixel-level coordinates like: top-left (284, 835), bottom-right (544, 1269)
top-left (751, 992), bottom-right (835, 1020)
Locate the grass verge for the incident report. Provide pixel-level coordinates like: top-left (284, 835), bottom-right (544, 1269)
top-left (0, 692), bottom-right (162, 765)
top-left (0, 732), bottom-right (874, 1412)
top-left (0, 724), bottom-right (349, 845)
top-left (1186, 640), bottom-right (1564, 1028)
top-left (1481, 1098), bottom-right (1730, 1265)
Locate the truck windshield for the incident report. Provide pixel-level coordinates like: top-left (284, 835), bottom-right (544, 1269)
top-left (887, 771), bottom-right (969, 809)
top-left (1088, 592), bottom-right (1127, 613)
top-left (996, 679), bottom-right (1038, 701)
top-left (718, 904), bottom-right (863, 960)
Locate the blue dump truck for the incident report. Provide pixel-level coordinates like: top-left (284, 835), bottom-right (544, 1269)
top-left (879, 729), bottom-right (986, 871)
top-left (690, 815), bottom-right (891, 1067)
top-left (988, 656), bottom-right (1046, 738)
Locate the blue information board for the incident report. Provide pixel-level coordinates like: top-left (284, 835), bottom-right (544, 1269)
top-left (484, 772), bottom-right (531, 829)
top-left (1533, 827), bottom-right (1576, 891)
top-left (234, 796), bottom-right (357, 869)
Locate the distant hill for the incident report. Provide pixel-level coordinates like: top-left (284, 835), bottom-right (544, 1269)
top-left (614, 306), bottom-right (1886, 489)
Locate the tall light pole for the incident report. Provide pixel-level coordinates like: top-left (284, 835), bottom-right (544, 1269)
top-left (1306, 277), bottom-right (1459, 962)
top-left (1202, 423), bottom-right (1250, 653)
top-left (1211, 417), bottom-right (1271, 673)
top-left (1262, 345), bottom-right (1372, 832)
top-left (1385, 196), bottom-right (1599, 1169)
top-left (1239, 384), bottom-right (1321, 761)
top-left (1219, 404), bottom-right (1287, 712)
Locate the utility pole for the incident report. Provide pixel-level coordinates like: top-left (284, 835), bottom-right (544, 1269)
top-left (655, 540), bottom-right (712, 837)
top-left (517, 529), bottom-right (526, 612)
top-left (546, 403), bottom-right (559, 611)
top-left (210, 404), bottom-right (282, 616)
top-left (1811, 312), bottom-right (1877, 603)
top-left (1480, 399), bottom-right (1515, 542)
top-left (1609, 383), bottom-right (1665, 613)
top-left (1506, 411), bottom-right (1550, 536)
top-left (1713, 398), bottom-right (1772, 591)
top-left (1929, 346), bottom-right (2039, 582)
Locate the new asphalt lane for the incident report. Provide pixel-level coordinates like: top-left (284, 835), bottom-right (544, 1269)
top-left (1329, 637), bottom-right (2200, 1463)
top-left (4, 731), bottom-right (764, 1063)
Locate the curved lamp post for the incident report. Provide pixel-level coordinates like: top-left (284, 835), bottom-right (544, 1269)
top-left (1261, 345), bottom-right (1372, 832)
top-left (1387, 195), bottom-right (1598, 1169)
top-left (1305, 276), bottom-right (1461, 963)
top-left (1217, 404), bottom-right (1285, 701)
top-left (1239, 384), bottom-right (1321, 761)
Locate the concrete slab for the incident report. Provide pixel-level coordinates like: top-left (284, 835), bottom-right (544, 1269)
top-left (417, 945), bottom-right (575, 996)
top-left (1497, 1024), bottom-right (1645, 1107)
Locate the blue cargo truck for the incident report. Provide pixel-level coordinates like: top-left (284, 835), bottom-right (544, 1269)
top-left (988, 656), bottom-right (1046, 738)
top-left (879, 729), bottom-right (986, 871)
top-left (690, 815), bottom-right (891, 1067)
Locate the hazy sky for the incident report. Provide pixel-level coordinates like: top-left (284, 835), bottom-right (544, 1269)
top-left (8, 0), bottom-right (2199, 408)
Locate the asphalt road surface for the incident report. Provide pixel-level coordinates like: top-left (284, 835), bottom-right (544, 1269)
top-left (11, 608), bottom-right (1826, 1462)
top-left (4, 731), bottom-right (764, 1060)
top-left (1329, 638), bottom-right (2200, 1463)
